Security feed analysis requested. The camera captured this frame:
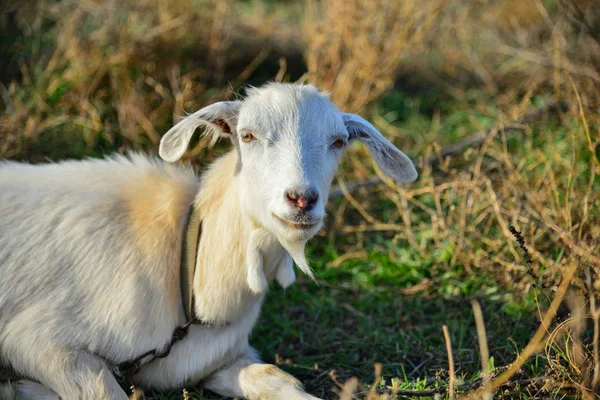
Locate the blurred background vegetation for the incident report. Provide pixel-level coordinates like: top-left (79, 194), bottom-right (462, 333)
top-left (1, 0), bottom-right (599, 398)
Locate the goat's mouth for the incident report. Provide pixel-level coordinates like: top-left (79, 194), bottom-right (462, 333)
top-left (272, 213), bottom-right (319, 230)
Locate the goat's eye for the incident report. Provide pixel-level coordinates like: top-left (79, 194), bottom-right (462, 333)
top-left (332, 138), bottom-right (345, 149)
top-left (241, 132), bottom-right (255, 143)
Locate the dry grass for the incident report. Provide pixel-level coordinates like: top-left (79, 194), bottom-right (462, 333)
top-left (306, 0), bottom-right (600, 397)
top-left (303, 0), bottom-right (441, 113)
top-left (0, 0), bottom-right (261, 161)
top-left (423, 0), bottom-right (600, 96)
top-left (328, 80), bottom-right (599, 397)
top-left (1, 0), bottom-right (600, 398)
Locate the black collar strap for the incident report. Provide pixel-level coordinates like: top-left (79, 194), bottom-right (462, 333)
top-left (6, 205), bottom-right (218, 382)
top-left (181, 204), bottom-right (202, 323)
top-left (180, 203), bottom-right (230, 328)
top-left (112, 203), bottom-right (210, 378)
top-left (112, 319), bottom-right (197, 377)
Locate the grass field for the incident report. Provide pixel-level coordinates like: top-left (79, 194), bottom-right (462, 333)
top-left (1, 0), bottom-right (599, 399)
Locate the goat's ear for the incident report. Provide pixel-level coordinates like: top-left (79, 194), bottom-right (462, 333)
top-left (342, 113), bottom-right (418, 183)
top-left (159, 101), bottom-right (242, 162)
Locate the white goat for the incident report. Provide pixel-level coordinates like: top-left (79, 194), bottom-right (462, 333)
top-left (0, 83), bottom-right (417, 400)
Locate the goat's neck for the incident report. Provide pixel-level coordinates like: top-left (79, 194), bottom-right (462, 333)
top-left (191, 151), bottom-right (290, 323)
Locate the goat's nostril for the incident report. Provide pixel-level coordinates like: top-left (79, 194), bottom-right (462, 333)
top-left (303, 191), bottom-right (318, 207)
top-left (285, 189), bottom-right (318, 210)
top-left (285, 191), bottom-right (297, 203)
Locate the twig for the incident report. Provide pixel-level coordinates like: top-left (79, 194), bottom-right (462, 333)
top-left (570, 77), bottom-right (600, 169)
top-left (335, 177), bottom-right (376, 223)
top-left (496, 44), bottom-right (600, 82)
top-left (472, 259), bottom-right (580, 395)
top-left (472, 300), bottom-right (491, 400)
top-left (330, 177), bottom-right (382, 198)
top-left (330, 102), bottom-right (569, 198)
top-left (585, 267), bottom-right (600, 392)
top-left (353, 377), bottom-right (547, 397)
top-left (442, 325), bottom-right (455, 399)
top-left (326, 251), bottom-right (368, 268)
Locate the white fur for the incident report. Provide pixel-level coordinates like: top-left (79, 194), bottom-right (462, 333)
top-left (246, 232), bottom-right (269, 294)
top-left (15, 381), bottom-right (60, 400)
top-left (0, 83), bottom-right (417, 399)
top-left (275, 254), bottom-right (296, 289)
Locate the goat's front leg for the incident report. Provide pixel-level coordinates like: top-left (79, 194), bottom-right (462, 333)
top-left (203, 349), bottom-right (321, 400)
top-left (10, 346), bottom-right (128, 400)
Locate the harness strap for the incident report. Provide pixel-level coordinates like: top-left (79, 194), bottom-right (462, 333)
top-left (2, 204), bottom-right (224, 382)
top-left (112, 204), bottom-right (205, 378)
top-left (181, 204), bottom-right (203, 322)
top-left (111, 319), bottom-right (198, 377)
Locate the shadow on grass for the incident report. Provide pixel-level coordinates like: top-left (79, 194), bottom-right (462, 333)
top-left (248, 281), bottom-right (542, 400)
top-left (143, 273), bottom-right (548, 400)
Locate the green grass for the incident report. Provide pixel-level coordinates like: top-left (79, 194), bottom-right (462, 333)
top-left (4, 74), bottom-right (592, 398)
top-left (5, 79), bottom-right (589, 399)
top-left (142, 239), bottom-right (546, 399)
top-left (3, 1), bottom-right (599, 397)
top-left (134, 91), bottom-right (576, 399)
top-left (151, 89), bottom-right (594, 399)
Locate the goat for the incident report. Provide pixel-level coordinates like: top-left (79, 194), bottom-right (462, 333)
top-left (0, 83), bottom-right (417, 399)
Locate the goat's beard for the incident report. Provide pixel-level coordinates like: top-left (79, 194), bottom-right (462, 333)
top-left (279, 238), bottom-right (315, 281)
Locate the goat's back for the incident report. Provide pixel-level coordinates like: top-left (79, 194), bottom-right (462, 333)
top-left (0, 154), bottom-right (199, 363)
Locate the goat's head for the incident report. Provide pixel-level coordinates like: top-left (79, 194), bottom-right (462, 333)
top-left (159, 83), bottom-right (417, 245)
